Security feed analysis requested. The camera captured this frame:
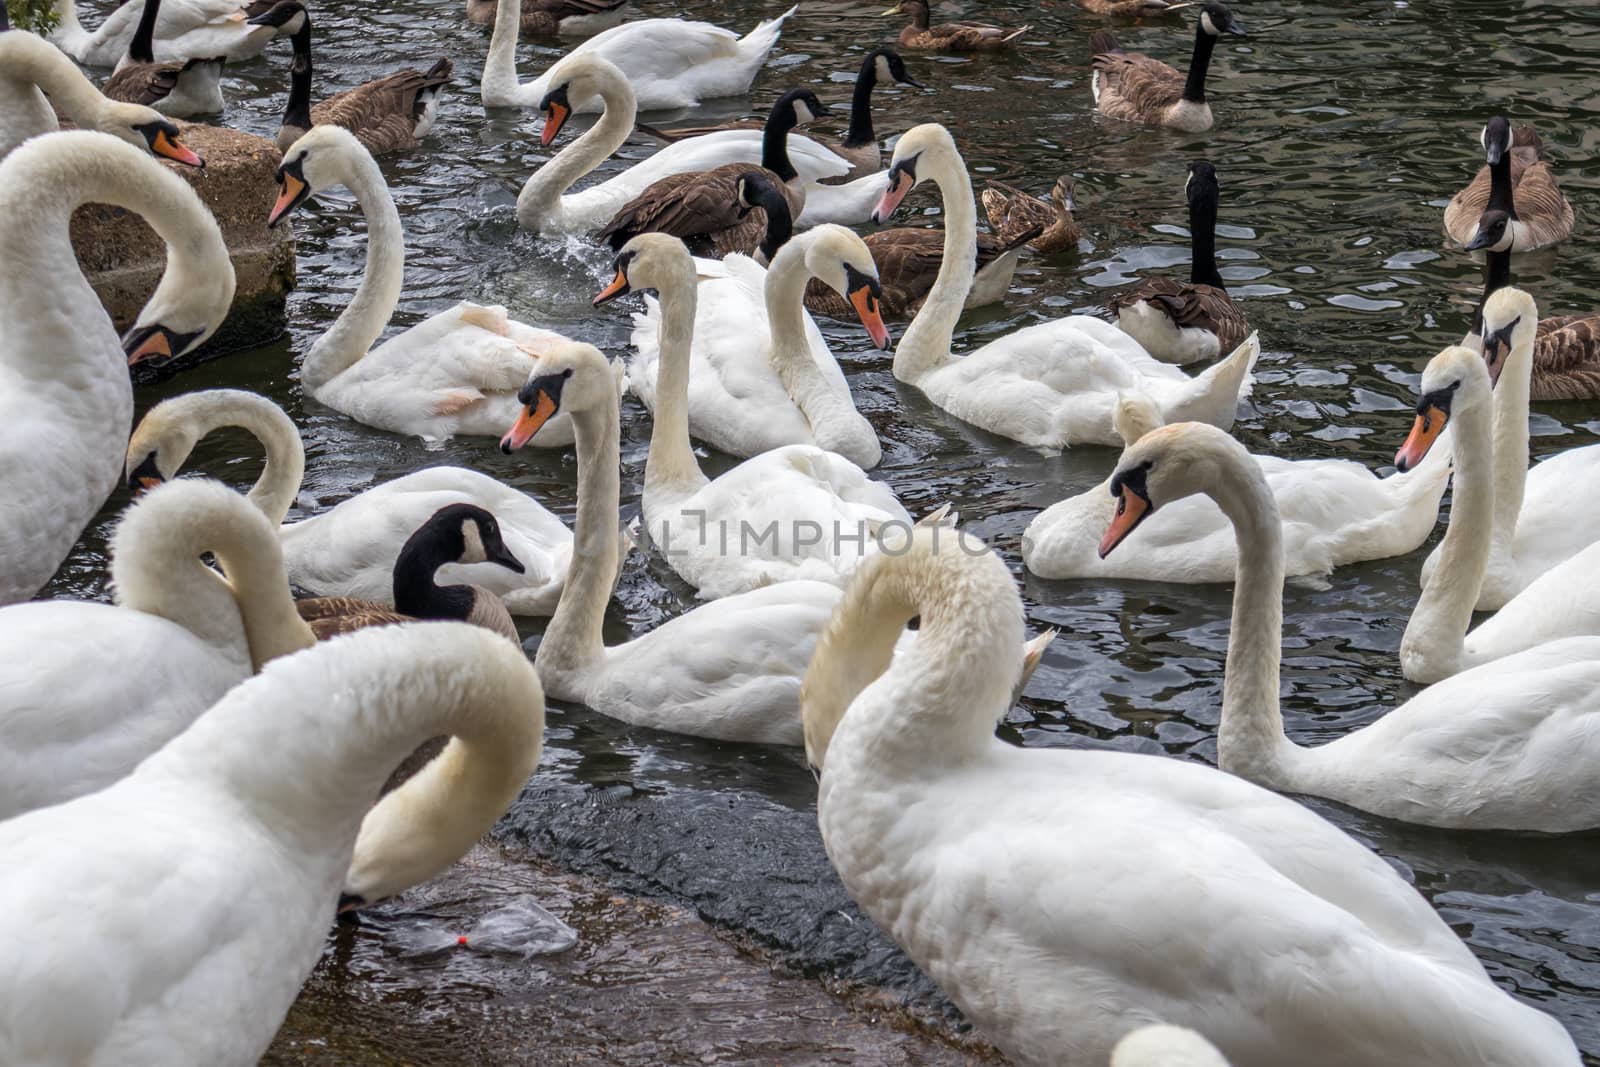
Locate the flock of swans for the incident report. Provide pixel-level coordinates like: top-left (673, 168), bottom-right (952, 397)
top-left (1, 0), bottom-right (1597, 1063)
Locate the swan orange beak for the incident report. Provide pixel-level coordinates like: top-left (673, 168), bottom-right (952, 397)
top-left (592, 267), bottom-right (631, 307)
top-left (152, 128), bottom-right (203, 168)
top-left (500, 389), bottom-right (559, 452)
top-left (1098, 486), bottom-right (1151, 558)
top-left (1395, 405), bottom-right (1449, 472)
top-left (872, 165), bottom-right (914, 224)
top-left (849, 283), bottom-right (890, 350)
top-left (268, 172), bottom-right (308, 228)
top-left (124, 328), bottom-right (172, 366)
top-left (540, 101), bottom-right (571, 147)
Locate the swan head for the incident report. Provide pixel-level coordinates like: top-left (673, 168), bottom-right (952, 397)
top-left (268, 125), bottom-right (367, 228)
top-left (96, 108), bottom-right (205, 168)
top-left (536, 53), bottom-right (627, 146)
top-left (591, 233), bottom-right (691, 308)
top-left (865, 47), bottom-right (923, 90)
top-left (125, 399), bottom-right (202, 493)
top-left (1464, 207), bottom-right (1513, 254)
top-left (793, 225), bottom-right (890, 350)
top-left (1098, 422), bottom-right (1248, 558)
top-left (873, 123), bottom-right (954, 224)
top-left (1197, 2), bottom-right (1246, 37)
top-left (1479, 286), bottom-right (1537, 388)
top-left (500, 341), bottom-right (612, 452)
top-left (1480, 115), bottom-right (1512, 166)
top-left (1111, 1025), bottom-right (1230, 1067)
top-left (1395, 345), bottom-right (1489, 472)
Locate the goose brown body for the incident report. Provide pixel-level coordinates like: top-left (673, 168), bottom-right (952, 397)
top-left (1443, 121), bottom-right (1572, 251)
top-left (1090, 4), bottom-right (1244, 132)
top-left (465, 0), bottom-right (628, 36)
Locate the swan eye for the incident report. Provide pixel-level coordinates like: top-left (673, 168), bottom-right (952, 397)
top-left (562, 368), bottom-right (574, 379)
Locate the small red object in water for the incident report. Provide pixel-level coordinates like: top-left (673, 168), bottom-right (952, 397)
top-left (457, 935), bottom-right (469, 946)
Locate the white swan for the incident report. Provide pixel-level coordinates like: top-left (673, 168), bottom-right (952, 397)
top-left (514, 52), bottom-right (855, 235)
top-left (1420, 286), bottom-right (1600, 609)
top-left (1112, 1027), bottom-right (1230, 1067)
top-left (0, 621), bottom-right (543, 1064)
top-left (127, 390), bottom-right (583, 614)
top-left (481, 0), bottom-right (793, 111)
top-left (1395, 333), bottom-right (1600, 681)
top-left (872, 124), bottom-right (1258, 449)
top-left (0, 30), bottom-right (206, 161)
top-left (52, 0), bottom-right (292, 65)
top-left (610, 230), bottom-right (887, 469)
top-left (267, 125), bottom-right (595, 444)
top-left (804, 523), bottom-right (1582, 1067)
top-left (0, 478), bottom-right (314, 820)
top-left (2, 130), bottom-right (233, 606)
top-left (1023, 391), bottom-right (1452, 582)
top-left (1100, 419), bottom-right (1600, 832)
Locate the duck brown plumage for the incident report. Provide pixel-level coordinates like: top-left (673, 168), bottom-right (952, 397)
top-left (465, 0), bottom-right (628, 36)
top-left (982, 175), bottom-right (1080, 253)
top-left (885, 0), bottom-right (1028, 52)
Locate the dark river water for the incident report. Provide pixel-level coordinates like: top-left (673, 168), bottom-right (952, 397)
top-left (49, 0), bottom-right (1600, 1061)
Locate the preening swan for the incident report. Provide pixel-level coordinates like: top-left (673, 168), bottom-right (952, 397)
top-left (101, 0), bottom-right (225, 118)
top-left (2, 130), bottom-right (232, 606)
top-left (1395, 330), bottom-right (1600, 682)
top-left (873, 124), bottom-right (1258, 449)
top-left (127, 389), bottom-right (584, 614)
top-left (53, 0), bottom-right (296, 66)
top-left (1023, 391), bottom-right (1451, 582)
top-left (481, 0), bottom-right (793, 111)
top-left (265, 126), bottom-right (590, 444)
top-left (0, 623), bottom-right (543, 1064)
top-left (608, 229), bottom-right (887, 470)
top-left (1101, 420), bottom-right (1600, 832)
top-left (1420, 286), bottom-right (1600, 609)
top-left (0, 478), bottom-right (313, 820)
top-left (806, 524), bottom-right (1581, 1066)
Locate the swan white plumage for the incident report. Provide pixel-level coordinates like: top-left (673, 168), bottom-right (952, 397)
top-left (264, 125), bottom-right (597, 444)
top-left (1023, 391), bottom-right (1452, 582)
top-left (52, 0), bottom-right (290, 65)
top-left (583, 240), bottom-right (910, 597)
top-left (1100, 419), bottom-right (1600, 832)
top-left (1395, 331), bottom-right (1600, 681)
top-left (1420, 287), bottom-right (1600, 609)
top-left (612, 230), bottom-right (888, 470)
top-left (0, 621), bottom-right (543, 1065)
top-left (514, 52), bottom-right (856, 234)
top-left (0, 478), bottom-right (314, 820)
top-left (804, 523), bottom-right (1581, 1066)
top-left (1, 130), bottom-right (232, 606)
top-left (1112, 1026), bottom-right (1231, 1067)
top-left (127, 390), bottom-right (583, 614)
top-left (481, 0), bottom-right (793, 111)
top-left (0, 30), bottom-right (207, 160)
top-left (872, 124), bottom-right (1258, 449)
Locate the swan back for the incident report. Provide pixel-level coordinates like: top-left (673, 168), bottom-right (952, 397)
top-left (1111, 1026), bottom-right (1231, 1067)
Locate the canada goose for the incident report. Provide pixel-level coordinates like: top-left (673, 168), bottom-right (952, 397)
top-left (597, 88), bottom-right (830, 256)
top-left (881, 0), bottom-right (1028, 52)
top-left (981, 175), bottom-right (1080, 253)
top-left (466, 0), bottom-right (628, 37)
top-left (251, 3), bottom-right (452, 155)
top-left (1090, 1), bottom-right (1245, 132)
top-left (1464, 210), bottom-right (1600, 402)
top-left (102, 0), bottom-right (224, 116)
top-left (1081, 0), bottom-right (1184, 16)
top-left (297, 504), bottom-right (525, 642)
top-left (1108, 160), bottom-right (1248, 364)
top-left (1443, 116), bottom-right (1572, 252)
top-left (635, 48), bottom-right (925, 183)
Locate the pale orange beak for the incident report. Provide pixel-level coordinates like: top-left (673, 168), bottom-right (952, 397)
top-left (1395, 406), bottom-right (1448, 472)
top-left (592, 267), bottom-right (630, 307)
top-left (268, 172), bottom-right (306, 228)
top-left (152, 128), bottom-right (203, 167)
top-left (500, 390), bottom-right (558, 451)
top-left (849, 284), bottom-right (890, 350)
top-left (540, 101), bottom-right (571, 148)
top-left (125, 330), bottom-right (172, 366)
top-left (1098, 487), bottom-right (1151, 558)
top-left (135, 476), bottom-right (162, 493)
top-left (872, 170), bottom-right (913, 224)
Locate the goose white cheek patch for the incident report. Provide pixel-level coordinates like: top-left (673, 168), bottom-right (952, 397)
top-left (461, 520), bottom-right (488, 564)
top-left (1200, 11), bottom-right (1217, 34)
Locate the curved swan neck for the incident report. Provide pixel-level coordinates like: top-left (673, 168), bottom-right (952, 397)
top-left (0, 33), bottom-right (114, 133)
top-left (536, 388), bottom-right (621, 676)
top-left (212, 518), bottom-right (317, 670)
top-left (642, 264), bottom-right (708, 495)
top-left (764, 238), bottom-right (855, 439)
top-left (895, 142), bottom-right (974, 382)
top-left (482, 0), bottom-right (526, 101)
top-left (305, 150), bottom-right (405, 391)
top-left (1490, 324), bottom-right (1533, 547)
top-left (516, 63), bottom-right (636, 228)
top-left (175, 392), bottom-right (306, 524)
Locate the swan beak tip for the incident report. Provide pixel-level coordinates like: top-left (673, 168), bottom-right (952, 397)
top-left (502, 390), bottom-right (558, 452)
top-left (1395, 407), bottom-right (1447, 472)
top-left (540, 102), bottom-right (570, 148)
top-left (153, 129), bottom-right (204, 168)
top-left (592, 268), bottom-right (631, 307)
top-left (849, 285), bottom-right (891, 350)
top-left (124, 328), bottom-right (172, 366)
top-left (1097, 489), bottom-right (1150, 558)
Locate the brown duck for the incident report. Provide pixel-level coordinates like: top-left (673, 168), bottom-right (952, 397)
top-left (1090, 1), bottom-right (1244, 132)
top-left (1079, 0), bottom-right (1183, 16)
top-left (883, 0), bottom-right (1028, 52)
top-left (982, 175), bottom-right (1080, 253)
top-left (1444, 116), bottom-right (1573, 252)
top-left (465, 0), bottom-right (628, 37)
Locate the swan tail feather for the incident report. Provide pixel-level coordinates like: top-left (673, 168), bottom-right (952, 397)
top-left (1163, 331), bottom-right (1259, 430)
top-left (457, 303), bottom-right (511, 336)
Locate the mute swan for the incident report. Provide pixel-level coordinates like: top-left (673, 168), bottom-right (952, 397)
top-left (594, 237), bottom-right (909, 597)
top-left (1420, 287), bottom-right (1600, 609)
top-left (805, 523), bottom-right (1582, 1066)
top-left (0, 622), bottom-right (543, 1063)
top-left (295, 503), bottom-right (525, 642)
top-left (1023, 391), bottom-right (1451, 582)
top-left (263, 126), bottom-right (589, 444)
top-left (127, 390), bottom-right (583, 614)
top-left (481, 0), bottom-right (793, 111)
top-left (873, 124), bottom-right (1259, 449)
top-left (0, 479), bottom-right (313, 820)
top-left (1443, 116), bottom-right (1572, 252)
top-left (0, 30), bottom-right (206, 161)
top-left (2, 131), bottom-right (232, 606)
top-left (1100, 420), bottom-right (1600, 832)
top-left (102, 0), bottom-right (225, 117)
top-left (53, 0), bottom-right (295, 65)
top-left (1395, 325), bottom-right (1600, 682)
top-left (515, 52), bottom-right (855, 234)
top-left (1112, 1027), bottom-right (1230, 1067)
top-left (610, 229), bottom-right (887, 469)
top-left (1089, 3), bottom-right (1245, 132)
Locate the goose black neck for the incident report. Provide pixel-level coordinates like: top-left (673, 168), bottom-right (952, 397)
top-left (1473, 247), bottom-right (1513, 337)
top-left (1188, 192), bottom-right (1225, 288)
top-left (843, 54), bottom-right (880, 149)
top-left (1486, 149), bottom-right (1518, 220)
top-left (1182, 25), bottom-right (1218, 104)
top-left (761, 103), bottom-right (800, 183)
top-left (391, 527), bottom-right (474, 622)
top-left (283, 22), bottom-right (314, 133)
top-left (129, 0), bottom-right (161, 64)
top-left (751, 180), bottom-right (794, 260)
